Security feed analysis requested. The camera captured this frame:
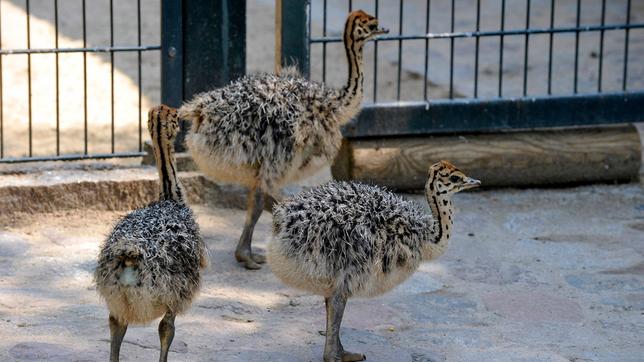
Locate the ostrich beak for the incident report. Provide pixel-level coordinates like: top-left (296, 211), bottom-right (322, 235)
top-left (373, 27), bottom-right (389, 36)
top-left (462, 177), bottom-right (481, 190)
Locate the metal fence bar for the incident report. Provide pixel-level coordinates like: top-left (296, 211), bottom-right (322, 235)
top-left (55, 0), bottom-right (60, 155)
top-left (498, 0), bottom-right (505, 97)
top-left (423, 0), bottom-right (430, 101)
top-left (623, 0), bottom-right (631, 91)
top-left (322, 0), bottom-right (327, 83)
top-left (110, 0), bottom-right (115, 153)
top-left (26, 0), bottom-right (32, 156)
top-left (0, 151), bottom-right (145, 164)
top-left (0, 1), bottom-right (3, 158)
top-left (523, 0), bottom-right (531, 96)
top-left (310, 24), bottom-right (644, 44)
top-left (137, 0), bottom-right (142, 152)
top-left (373, 0), bottom-right (380, 102)
top-left (344, 91), bottom-right (644, 138)
top-left (82, 0), bottom-right (88, 154)
top-left (0, 45), bottom-right (161, 55)
top-left (396, 0), bottom-right (403, 101)
top-left (597, 0), bottom-right (606, 92)
top-left (474, 0), bottom-right (480, 98)
top-left (573, 0), bottom-right (580, 94)
top-left (449, 0), bottom-right (454, 99)
top-left (547, 0), bottom-right (554, 95)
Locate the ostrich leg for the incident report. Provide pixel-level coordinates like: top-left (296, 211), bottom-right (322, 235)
top-left (324, 291), bottom-right (365, 362)
top-left (158, 312), bottom-right (176, 362)
top-left (109, 314), bottom-right (127, 362)
top-left (235, 182), bottom-right (268, 269)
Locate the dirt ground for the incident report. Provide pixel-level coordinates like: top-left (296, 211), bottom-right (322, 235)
top-left (0, 182), bottom-right (643, 361)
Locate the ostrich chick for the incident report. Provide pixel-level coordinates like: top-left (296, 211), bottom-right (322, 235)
top-left (94, 105), bottom-right (208, 362)
top-left (269, 161), bottom-right (480, 361)
top-left (179, 10), bottom-right (388, 269)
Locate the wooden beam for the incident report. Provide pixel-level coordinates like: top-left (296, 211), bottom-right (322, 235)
top-left (332, 125), bottom-right (641, 190)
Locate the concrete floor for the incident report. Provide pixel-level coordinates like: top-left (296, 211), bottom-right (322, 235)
top-left (0, 183), bottom-right (642, 361)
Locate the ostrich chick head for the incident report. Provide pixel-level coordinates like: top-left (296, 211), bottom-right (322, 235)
top-left (346, 10), bottom-right (389, 44)
top-left (427, 160), bottom-right (481, 196)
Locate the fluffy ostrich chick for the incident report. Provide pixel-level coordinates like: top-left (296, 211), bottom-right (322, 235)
top-left (95, 106), bottom-right (208, 362)
top-left (269, 161), bottom-right (480, 361)
top-left (178, 10), bottom-right (388, 269)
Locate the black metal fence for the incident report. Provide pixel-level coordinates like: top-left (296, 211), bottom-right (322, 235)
top-left (0, 0), bottom-right (160, 163)
top-left (281, 0), bottom-right (644, 138)
top-left (2, 1), bottom-right (643, 162)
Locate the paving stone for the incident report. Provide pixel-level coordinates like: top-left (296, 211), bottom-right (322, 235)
top-left (481, 290), bottom-right (583, 322)
top-left (565, 274), bottom-right (644, 293)
top-left (8, 342), bottom-right (93, 361)
top-left (397, 291), bottom-right (480, 325)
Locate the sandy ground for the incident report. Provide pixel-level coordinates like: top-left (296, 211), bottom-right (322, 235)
top-left (1, 0), bottom-right (643, 159)
top-left (0, 183), bottom-right (643, 361)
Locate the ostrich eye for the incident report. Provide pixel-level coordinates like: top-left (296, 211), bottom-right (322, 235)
top-left (368, 24), bottom-right (377, 31)
top-left (449, 175), bottom-right (460, 183)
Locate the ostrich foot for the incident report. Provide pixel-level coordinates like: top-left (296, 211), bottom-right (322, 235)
top-left (342, 351), bottom-right (366, 361)
top-left (323, 350), bottom-right (365, 362)
top-left (235, 183), bottom-right (266, 270)
top-left (235, 249), bottom-right (266, 270)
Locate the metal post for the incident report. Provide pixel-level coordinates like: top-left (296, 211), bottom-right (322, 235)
top-left (161, 0), bottom-right (183, 108)
top-left (277, 0), bottom-right (310, 78)
top-left (162, 0), bottom-right (246, 151)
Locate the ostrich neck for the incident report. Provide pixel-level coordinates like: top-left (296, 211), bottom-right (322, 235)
top-left (335, 39), bottom-right (364, 122)
top-left (423, 186), bottom-right (454, 259)
top-left (153, 121), bottom-right (183, 202)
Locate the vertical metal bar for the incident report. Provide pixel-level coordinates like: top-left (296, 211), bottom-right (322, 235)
top-left (396, 0), bottom-right (403, 101)
top-left (573, 0), bottom-right (580, 94)
top-left (449, 0), bottom-right (454, 99)
top-left (547, 0), bottom-right (554, 95)
top-left (373, 0), bottom-right (379, 102)
top-left (522, 0), bottom-right (530, 96)
top-left (423, 0), bottom-right (430, 101)
top-left (110, 0), bottom-right (115, 153)
top-left (498, 0), bottom-right (505, 97)
top-left (137, 0), bottom-right (142, 152)
top-left (622, 0), bottom-right (631, 91)
top-left (348, 0), bottom-right (352, 12)
top-left (597, 0), bottom-right (605, 92)
top-left (474, 0), bottom-right (480, 98)
top-left (82, 0), bottom-right (88, 154)
top-left (322, 0), bottom-right (327, 83)
top-left (0, 1), bottom-right (3, 158)
top-left (26, 0), bottom-right (33, 156)
top-left (55, 0), bottom-right (60, 155)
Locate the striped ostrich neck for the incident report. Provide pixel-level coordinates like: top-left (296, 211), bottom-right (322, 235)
top-left (152, 116), bottom-right (183, 203)
top-left (337, 19), bottom-right (365, 113)
top-left (424, 175), bottom-right (454, 248)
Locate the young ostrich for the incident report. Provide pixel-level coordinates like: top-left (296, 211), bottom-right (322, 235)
top-left (178, 10), bottom-right (388, 269)
top-left (269, 161), bottom-right (480, 361)
top-left (94, 105), bottom-right (208, 362)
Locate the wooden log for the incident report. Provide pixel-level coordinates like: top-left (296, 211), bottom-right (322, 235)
top-left (331, 125), bottom-right (641, 190)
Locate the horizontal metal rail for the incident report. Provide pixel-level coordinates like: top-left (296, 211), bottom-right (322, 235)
top-left (0, 151), bottom-right (146, 164)
top-left (311, 22), bottom-right (644, 43)
top-left (343, 91), bottom-right (644, 138)
top-left (0, 45), bottom-right (161, 56)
